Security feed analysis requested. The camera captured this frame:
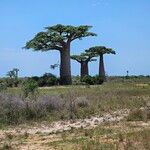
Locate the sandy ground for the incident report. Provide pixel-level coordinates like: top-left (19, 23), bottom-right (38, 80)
top-left (0, 109), bottom-right (129, 136)
top-left (0, 109), bottom-right (150, 150)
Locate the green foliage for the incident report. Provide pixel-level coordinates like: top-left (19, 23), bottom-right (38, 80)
top-left (22, 79), bottom-right (38, 98)
top-left (86, 46), bottom-right (116, 55)
top-left (127, 107), bottom-right (150, 122)
top-left (82, 75), bottom-right (104, 85)
top-left (72, 76), bottom-right (81, 85)
top-left (93, 75), bottom-right (104, 84)
top-left (7, 68), bottom-right (19, 79)
top-left (71, 52), bottom-right (97, 63)
top-left (0, 81), bottom-right (7, 92)
top-left (31, 73), bottom-right (58, 87)
top-left (5, 78), bottom-right (19, 87)
top-left (82, 75), bottom-right (94, 85)
top-left (6, 68), bottom-right (20, 87)
top-left (25, 24), bottom-right (97, 51)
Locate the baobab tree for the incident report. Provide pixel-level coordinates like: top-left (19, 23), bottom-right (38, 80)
top-left (71, 52), bottom-right (96, 80)
top-left (86, 46), bottom-right (116, 81)
top-left (25, 24), bottom-right (97, 85)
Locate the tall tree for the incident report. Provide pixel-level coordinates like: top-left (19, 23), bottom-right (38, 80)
top-left (24, 24), bottom-right (96, 85)
top-left (86, 46), bottom-right (116, 81)
top-left (71, 52), bottom-right (96, 79)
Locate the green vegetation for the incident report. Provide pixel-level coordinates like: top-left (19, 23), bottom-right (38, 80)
top-left (0, 77), bottom-right (150, 126)
top-left (0, 77), bottom-right (150, 149)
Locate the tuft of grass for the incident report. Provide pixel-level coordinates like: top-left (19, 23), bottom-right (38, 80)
top-left (127, 107), bottom-right (150, 122)
top-left (1, 142), bottom-right (12, 150)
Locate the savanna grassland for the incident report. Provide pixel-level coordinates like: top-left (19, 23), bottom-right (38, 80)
top-left (0, 77), bottom-right (150, 150)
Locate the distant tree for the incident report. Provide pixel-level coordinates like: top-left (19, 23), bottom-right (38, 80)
top-left (71, 52), bottom-right (96, 80)
top-left (126, 70), bottom-right (129, 76)
top-left (6, 70), bottom-right (15, 78)
top-left (6, 68), bottom-right (20, 87)
top-left (7, 68), bottom-right (19, 79)
top-left (25, 24), bottom-right (97, 85)
top-left (86, 46), bottom-right (116, 81)
top-left (13, 68), bottom-right (19, 78)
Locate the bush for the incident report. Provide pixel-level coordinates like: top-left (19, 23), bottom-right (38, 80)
top-left (0, 93), bottom-right (64, 125)
top-left (31, 73), bottom-right (58, 87)
top-left (0, 81), bottom-right (7, 92)
top-left (75, 96), bottom-right (89, 108)
top-left (82, 75), bottom-right (104, 85)
top-left (93, 75), bottom-right (104, 84)
top-left (72, 76), bottom-right (81, 85)
top-left (127, 107), bottom-right (150, 122)
top-left (82, 75), bottom-right (94, 85)
top-left (22, 79), bottom-right (38, 98)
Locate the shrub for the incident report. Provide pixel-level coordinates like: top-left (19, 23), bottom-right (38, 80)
top-left (0, 93), bottom-right (64, 124)
top-left (31, 73), bottom-right (58, 87)
top-left (93, 75), bottom-right (104, 85)
top-left (21, 79), bottom-right (38, 98)
top-left (75, 96), bottom-right (89, 108)
top-left (81, 75), bottom-right (104, 85)
top-left (0, 81), bottom-right (7, 92)
top-left (72, 75), bottom-right (81, 85)
top-left (46, 76), bottom-right (58, 86)
top-left (82, 75), bottom-right (94, 85)
top-left (127, 107), bottom-right (150, 122)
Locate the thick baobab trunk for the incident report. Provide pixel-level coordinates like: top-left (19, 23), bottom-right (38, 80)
top-left (99, 54), bottom-right (106, 81)
top-left (60, 45), bottom-right (72, 85)
top-left (81, 61), bottom-right (89, 80)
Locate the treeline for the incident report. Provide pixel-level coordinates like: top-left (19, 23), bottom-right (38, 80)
top-left (1, 74), bottom-right (150, 90)
top-left (0, 73), bottom-right (57, 88)
top-left (0, 73), bottom-right (104, 89)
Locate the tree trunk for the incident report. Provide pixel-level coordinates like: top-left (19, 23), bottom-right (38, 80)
top-left (60, 45), bottom-right (72, 85)
top-left (81, 61), bottom-right (89, 80)
top-left (99, 54), bottom-right (106, 81)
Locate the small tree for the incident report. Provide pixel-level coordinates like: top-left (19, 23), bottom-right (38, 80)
top-left (86, 46), bottom-right (116, 81)
top-left (13, 68), bottom-right (19, 79)
top-left (6, 70), bottom-right (15, 78)
top-left (71, 52), bottom-right (96, 80)
top-left (25, 24), bottom-right (97, 85)
top-left (22, 79), bottom-right (38, 99)
top-left (6, 68), bottom-right (20, 87)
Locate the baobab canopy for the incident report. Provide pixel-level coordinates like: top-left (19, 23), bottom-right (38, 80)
top-left (71, 52), bottom-right (96, 63)
top-left (25, 24), bottom-right (97, 51)
top-left (86, 46), bottom-right (116, 55)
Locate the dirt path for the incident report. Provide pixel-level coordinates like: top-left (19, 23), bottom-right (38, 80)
top-left (1, 109), bottom-right (150, 150)
top-left (0, 109), bottom-right (129, 136)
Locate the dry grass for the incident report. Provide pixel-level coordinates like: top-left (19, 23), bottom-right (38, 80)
top-left (0, 79), bottom-right (150, 149)
top-left (0, 121), bottom-right (149, 150)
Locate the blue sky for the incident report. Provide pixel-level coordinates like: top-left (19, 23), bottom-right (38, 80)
top-left (0, 0), bottom-right (150, 77)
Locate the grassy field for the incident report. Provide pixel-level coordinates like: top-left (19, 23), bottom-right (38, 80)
top-left (0, 78), bottom-right (150, 149)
